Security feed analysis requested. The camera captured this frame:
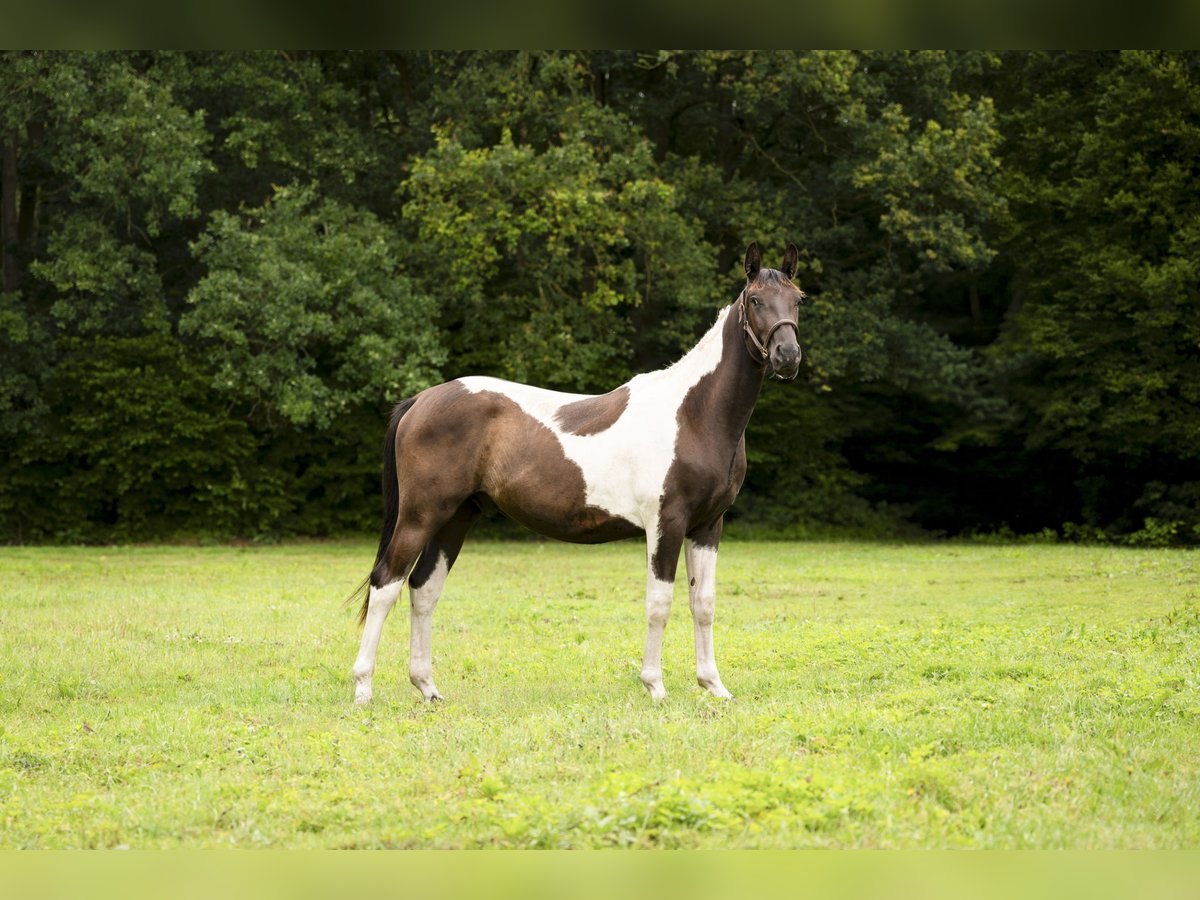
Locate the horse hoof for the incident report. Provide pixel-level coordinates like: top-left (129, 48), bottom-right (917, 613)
top-left (699, 681), bottom-right (733, 700)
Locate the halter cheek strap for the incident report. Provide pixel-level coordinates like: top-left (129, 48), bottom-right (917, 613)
top-left (738, 290), bottom-right (799, 364)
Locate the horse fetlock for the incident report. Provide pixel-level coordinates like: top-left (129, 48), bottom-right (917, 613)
top-left (640, 669), bottom-right (667, 700)
top-left (412, 680), bottom-right (442, 702)
top-left (409, 667), bottom-right (441, 701)
top-left (697, 672), bottom-right (732, 699)
top-left (352, 671), bottom-right (374, 704)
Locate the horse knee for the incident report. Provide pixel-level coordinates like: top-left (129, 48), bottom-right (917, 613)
top-left (645, 584), bottom-right (672, 628)
top-left (690, 592), bottom-right (716, 628)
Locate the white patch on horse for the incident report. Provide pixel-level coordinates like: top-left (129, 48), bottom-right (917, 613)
top-left (352, 578), bottom-right (405, 704)
top-left (639, 576), bottom-right (674, 700)
top-left (409, 551), bottom-right (449, 701)
top-left (458, 306), bottom-right (732, 530)
top-left (685, 541), bottom-right (730, 698)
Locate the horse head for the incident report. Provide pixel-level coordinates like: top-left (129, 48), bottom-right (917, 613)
top-left (741, 242), bottom-right (805, 381)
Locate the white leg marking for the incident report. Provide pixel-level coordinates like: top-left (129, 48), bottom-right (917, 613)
top-left (352, 579), bottom-right (404, 704)
top-left (685, 541), bottom-right (731, 699)
top-left (640, 532), bottom-right (674, 700)
top-left (409, 552), bottom-right (449, 701)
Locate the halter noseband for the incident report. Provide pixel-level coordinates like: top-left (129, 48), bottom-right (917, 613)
top-left (738, 289), bottom-right (800, 365)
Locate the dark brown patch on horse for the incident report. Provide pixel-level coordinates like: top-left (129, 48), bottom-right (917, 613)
top-left (408, 497), bottom-right (482, 590)
top-left (554, 386), bottom-right (630, 436)
top-left (390, 381), bottom-right (641, 550)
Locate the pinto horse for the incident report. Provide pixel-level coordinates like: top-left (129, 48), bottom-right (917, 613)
top-left (350, 242), bottom-right (805, 703)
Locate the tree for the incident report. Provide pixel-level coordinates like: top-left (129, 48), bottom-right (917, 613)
top-left (996, 51), bottom-right (1200, 541)
top-left (184, 182), bottom-right (443, 428)
top-left (3, 51), bottom-right (1195, 543)
top-left (594, 51), bottom-right (1008, 531)
top-left (399, 52), bottom-right (719, 390)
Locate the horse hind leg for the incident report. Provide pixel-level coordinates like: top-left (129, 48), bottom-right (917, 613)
top-left (352, 523), bottom-right (431, 705)
top-left (406, 500), bottom-right (481, 701)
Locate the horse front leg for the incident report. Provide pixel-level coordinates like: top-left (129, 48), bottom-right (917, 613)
top-left (640, 523), bottom-right (683, 700)
top-left (685, 518), bottom-right (732, 699)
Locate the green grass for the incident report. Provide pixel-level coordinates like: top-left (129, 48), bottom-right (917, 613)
top-left (1, 540), bottom-right (1197, 848)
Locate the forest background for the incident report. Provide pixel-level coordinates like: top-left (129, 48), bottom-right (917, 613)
top-left (1, 50), bottom-right (1197, 545)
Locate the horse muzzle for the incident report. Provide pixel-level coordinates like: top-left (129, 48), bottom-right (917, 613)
top-left (769, 343), bottom-right (802, 381)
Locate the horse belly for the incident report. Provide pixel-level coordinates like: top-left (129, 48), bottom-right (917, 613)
top-left (493, 491), bottom-right (643, 544)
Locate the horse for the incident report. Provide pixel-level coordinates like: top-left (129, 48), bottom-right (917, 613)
top-left (349, 242), bottom-right (805, 703)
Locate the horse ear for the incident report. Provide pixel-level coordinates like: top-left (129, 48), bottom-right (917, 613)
top-left (781, 243), bottom-right (800, 280)
top-left (744, 242), bottom-right (762, 280)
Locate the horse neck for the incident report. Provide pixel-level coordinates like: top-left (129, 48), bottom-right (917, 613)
top-left (670, 304), bottom-right (766, 445)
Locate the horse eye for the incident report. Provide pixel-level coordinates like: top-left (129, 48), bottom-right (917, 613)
top-left (750, 296), bottom-right (760, 307)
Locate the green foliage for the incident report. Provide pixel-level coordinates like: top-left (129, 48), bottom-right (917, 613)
top-left (38, 53), bottom-right (212, 236)
top-left (994, 51), bottom-right (1200, 541)
top-left (0, 335), bottom-right (261, 541)
top-left (0, 289), bottom-right (50, 437)
top-left (184, 183), bottom-right (443, 428)
top-left (31, 215), bottom-right (165, 335)
top-left (0, 51), bottom-right (1197, 542)
top-left (1002, 52), bottom-right (1200, 460)
top-left (401, 53), bottom-right (719, 388)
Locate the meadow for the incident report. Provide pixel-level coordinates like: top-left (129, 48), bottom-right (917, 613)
top-left (0, 539), bottom-right (1197, 849)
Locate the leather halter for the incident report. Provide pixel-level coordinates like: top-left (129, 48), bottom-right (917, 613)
top-left (738, 289), bottom-right (799, 365)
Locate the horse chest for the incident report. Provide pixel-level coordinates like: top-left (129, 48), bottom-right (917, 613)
top-left (664, 435), bottom-right (747, 527)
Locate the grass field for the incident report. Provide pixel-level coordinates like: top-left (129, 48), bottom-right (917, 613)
top-left (1, 539), bottom-right (1197, 848)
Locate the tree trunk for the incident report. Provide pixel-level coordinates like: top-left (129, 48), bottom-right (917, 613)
top-left (17, 121), bottom-right (42, 245)
top-left (1, 129), bottom-right (18, 294)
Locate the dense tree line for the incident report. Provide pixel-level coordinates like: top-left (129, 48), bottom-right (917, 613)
top-left (1, 51), bottom-right (1196, 544)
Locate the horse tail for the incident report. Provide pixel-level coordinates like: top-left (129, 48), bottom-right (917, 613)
top-left (349, 396), bottom-right (418, 626)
